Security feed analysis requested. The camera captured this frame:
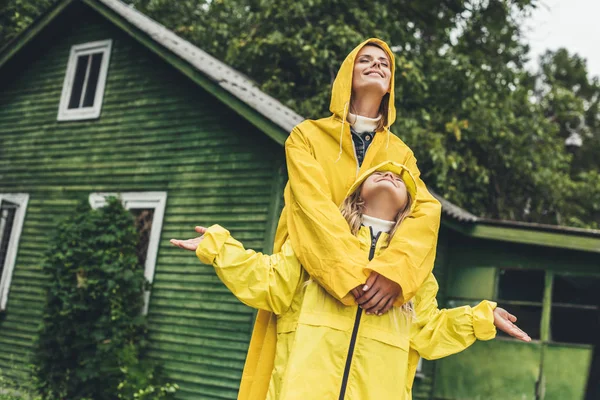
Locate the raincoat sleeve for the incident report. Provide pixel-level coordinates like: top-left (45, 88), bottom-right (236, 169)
top-left (196, 225), bottom-right (302, 315)
top-left (410, 274), bottom-right (497, 360)
top-left (367, 152), bottom-right (442, 305)
top-left (285, 127), bottom-right (370, 306)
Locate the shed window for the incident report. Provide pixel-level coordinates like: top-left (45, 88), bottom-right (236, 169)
top-left (550, 275), bottom-right (600, 345)
top-left (496, 269), bottom-right (544, 340)
top-left (58, 40), bottom-right (112, 121)
top-left (89, 192), bottom-right (167, 315)
top-left (0, 194), bottom-right (29, 312)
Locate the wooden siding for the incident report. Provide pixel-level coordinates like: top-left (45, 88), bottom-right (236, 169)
top-left (0, 4), bottom-right (283, 399)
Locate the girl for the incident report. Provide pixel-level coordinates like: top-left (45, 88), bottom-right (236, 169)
top-left (171, 161), bottom-right (530, 400)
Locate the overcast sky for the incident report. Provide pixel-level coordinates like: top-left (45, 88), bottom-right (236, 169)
top-left (525, 0), bottom-right (600, 78)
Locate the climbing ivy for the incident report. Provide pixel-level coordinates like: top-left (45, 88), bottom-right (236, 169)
top-left (33, 198), bottom-right (176, 399)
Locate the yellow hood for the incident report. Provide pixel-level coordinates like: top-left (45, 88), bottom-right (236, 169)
top-left (346, 161), bottom-right (417, 211)
top-left (330, 38), bottom-right (397, 130)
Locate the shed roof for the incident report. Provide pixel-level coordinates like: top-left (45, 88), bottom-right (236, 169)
top-left (1, 0), bottom-right (599, 252)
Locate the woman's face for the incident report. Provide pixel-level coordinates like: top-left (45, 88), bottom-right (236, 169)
top-left (352, 45), bottom-right (392, 97)
top-left (360, 171), bottom-right (408, 213)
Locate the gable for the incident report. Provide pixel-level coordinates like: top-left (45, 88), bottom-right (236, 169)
top-left (0, 0), bottom-right (300, 146)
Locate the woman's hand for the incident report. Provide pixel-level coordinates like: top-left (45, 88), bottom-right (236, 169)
top-left (493, 307), bottom-right (531, 342)
top-left (355, 272), bottom-right (401, 315)
top-left (170, 226), bottom-right (208, 251)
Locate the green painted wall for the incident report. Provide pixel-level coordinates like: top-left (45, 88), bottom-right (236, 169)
top-left (435, 340), bottom-right (542, 400)
top-left (0, 4), bottom-right (282, 399)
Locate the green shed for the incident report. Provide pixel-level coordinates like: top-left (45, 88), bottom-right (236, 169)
top-left (0, 1), bottom-right (598, 399)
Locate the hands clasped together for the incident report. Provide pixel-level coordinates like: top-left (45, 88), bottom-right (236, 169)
top-left (171, 227), bottom-right (531, 343)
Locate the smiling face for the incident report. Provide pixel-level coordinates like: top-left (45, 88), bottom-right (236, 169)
top-left (360, 171), bottom-right (408, 216)
top-left (352, 44), bottom-right (392, 98)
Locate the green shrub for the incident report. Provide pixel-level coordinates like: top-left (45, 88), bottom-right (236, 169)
top-left (32, 198), bottom-right (176, 399)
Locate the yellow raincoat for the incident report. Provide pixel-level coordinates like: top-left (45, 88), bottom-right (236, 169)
top-left (197, 163), bottom-right (496, 400)
top-left (240, 38), bottom-right (442, 399)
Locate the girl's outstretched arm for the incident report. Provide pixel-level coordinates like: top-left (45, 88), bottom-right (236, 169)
top-left (172, 225), bottom-right (302, 315)
top-left (410, 274), bottom-right (530, 361)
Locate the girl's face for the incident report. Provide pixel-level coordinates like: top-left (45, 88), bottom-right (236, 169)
top-left (360, 171), bottom-right (408, 214)
top-left (352, 45), bottom-right (392, 97)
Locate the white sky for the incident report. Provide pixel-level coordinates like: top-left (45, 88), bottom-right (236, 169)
top-left (524, 0), bottom-right (600, 78)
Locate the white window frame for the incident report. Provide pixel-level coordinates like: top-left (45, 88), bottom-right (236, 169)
top-left (89, 192), bottom-right (167, 315)
top-left (57, 39), bottom-right (112, 121)
top-left (0, 194), bottom-right (29, 312)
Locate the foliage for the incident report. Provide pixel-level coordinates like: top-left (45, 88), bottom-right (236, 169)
top-left (32, 198), bottom-right (176, 399)
top-left (0, 0), bottom-right (59, 49)
top-left (1, 0), bottom-right (598, 229)
top-left (0, 367), bottom-right (41, 400)
top-left (120, 0), bottom-right (600, 229)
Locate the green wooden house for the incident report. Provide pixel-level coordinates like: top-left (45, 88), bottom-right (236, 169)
top-left (0, 0), bottom-right (598, 399)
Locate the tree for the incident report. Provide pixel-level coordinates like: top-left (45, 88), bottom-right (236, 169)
top-left (0, 0), bottom-right (59, 49)
top-left (2, 0), bottom-right (598, 228)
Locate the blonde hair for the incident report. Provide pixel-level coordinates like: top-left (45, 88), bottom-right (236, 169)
top-left (339, 177), bottom-right (415, 318)
top-left (339, 181), bottom-right (413, 245)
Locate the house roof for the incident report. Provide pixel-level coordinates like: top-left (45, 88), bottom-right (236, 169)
top-left (96, 0), bottom-right (304, 134)
top-left (432, 191), bottom-right (600, 253)
top-left (1, 0), bottom-right (599, 253)
top-left (0, 0), bottom-right (302, 145)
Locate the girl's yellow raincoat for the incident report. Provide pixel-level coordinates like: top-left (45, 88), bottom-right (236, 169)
top-left (198, 162), bottom-right (496, 399)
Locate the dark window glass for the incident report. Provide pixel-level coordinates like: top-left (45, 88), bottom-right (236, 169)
top-left (550, 274), bottom-right (600, 345)
top-left (498, 269), bottom-right (545, 303)
top-left (82, 53), bottom-right (104, 107)
top-left (552, 275), bottom-right (600, 306)
top-left (0, 202), bottom-right (17, 277)
top-left (550, 306), bottom-right (599, 345)
top-left (131, 209), bottom-right (154, 267)
top-left (496, 303), bottom-right (542, 340)
top-left (68, 55), bottom-right (90, 109)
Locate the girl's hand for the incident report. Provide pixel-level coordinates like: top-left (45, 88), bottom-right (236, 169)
top-left (356, 272), bottom-right (401, 316)
top-left (493, 307), bottom-right (531, 342)
top-left (170, 226), bottom-right (208, 251)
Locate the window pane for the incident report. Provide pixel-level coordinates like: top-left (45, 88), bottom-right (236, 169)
top-left (550, 306), bottom-right (599, 345)
top-left (82, 53), bottom-right (104, 108)
top-left (498, 269), bottom-right (545, 303)
top-left (0, 202), bottom-right (17, 277)
top-left (131, 209), bottom-right (154, 267)
top-left (552, 275), bottom-right (600, 307)
top-left (496, 303), bottom-right (542, 340)
top-left (68, 55), bottom-right (90, 109)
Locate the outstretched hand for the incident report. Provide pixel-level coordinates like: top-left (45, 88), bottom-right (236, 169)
top-left (170, 226), bottom-right (208, 251)
top-left (353, 271), bottom-right (401, 316)
top-left (493, 307), bottom-right (531, 342)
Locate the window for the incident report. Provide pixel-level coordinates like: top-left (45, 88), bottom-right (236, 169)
top-left (57, 40), bottom-right (112, 121)
top-left (550, 275), bottom-right (600, 345)
top-left (89, 192), bottom-right (167, 315)
top-left (496, 269), bottom-right (545, 340)
top-left (0, 194), bottom-right (29, 311)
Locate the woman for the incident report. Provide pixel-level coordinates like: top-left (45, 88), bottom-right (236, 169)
top-left (171, 161), bottom-right (530, 399)
top-left (237, 38), bottom-right (443, 399)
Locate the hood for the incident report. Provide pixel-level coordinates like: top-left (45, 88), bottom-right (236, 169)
top-left (330, 38), bottom-right (397, 130)
top-left (346, 161), bottom-right (417, 210)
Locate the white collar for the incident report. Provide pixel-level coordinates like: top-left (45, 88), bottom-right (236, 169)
top-left (348, 112), bottom-right (381, 134)
top-left (362, 214), bottom-right (395, 236)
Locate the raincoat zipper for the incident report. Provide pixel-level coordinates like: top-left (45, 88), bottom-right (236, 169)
top-left (338, 227), bottom-right (380, 400)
